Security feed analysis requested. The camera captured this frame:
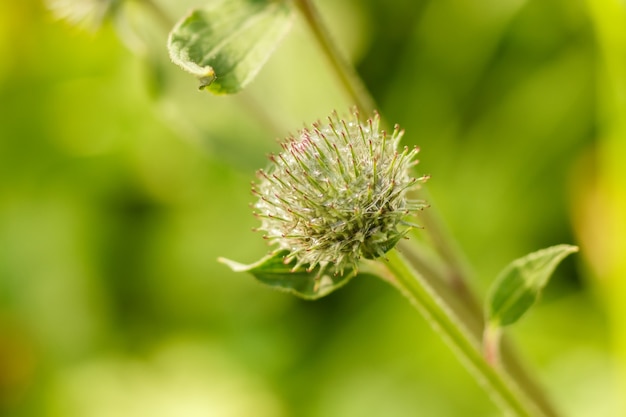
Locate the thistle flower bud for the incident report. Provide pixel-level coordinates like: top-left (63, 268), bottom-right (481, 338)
top-left (253, 111), bottom-right (428, 276)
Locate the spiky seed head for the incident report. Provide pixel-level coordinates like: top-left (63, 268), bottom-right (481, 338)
top-left (253, 110), bottom-right (428, 275)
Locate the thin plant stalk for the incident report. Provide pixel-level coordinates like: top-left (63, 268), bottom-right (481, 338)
top-left (368, 250), bottom-right (543, 417)
top-left (291, 0), bottom-right (476, 297)
top-left (292, 0), bottom-right (376, 115)
top-left (401, 238), bottom-right (561, 417)
top-left (294, 1), bottom-right (562, 416)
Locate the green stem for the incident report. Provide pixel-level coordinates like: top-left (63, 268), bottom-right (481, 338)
top-left (414, 191), bottom-right (475, 295)
top-left (396, 238), bottom-right (484, 336)
top-left (292, 0), bottom-right (376, 114)
top-left (292, 0), bottom-right (475, 301)
top-left (483, 321), bottom-right (502, 367)
top-left (293, 2), bottom-right (560, 415)
top-left (379, 249), bottom-right (543, 417)
top-left (398, 239), bottom-right (561, 417)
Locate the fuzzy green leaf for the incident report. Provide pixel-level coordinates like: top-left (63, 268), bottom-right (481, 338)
top-left (218, 251), bottom-right (357, 299)
top-left (168, 0), bottom-right (293, 94)
top-left (487, 244), bottom-right (579, 327)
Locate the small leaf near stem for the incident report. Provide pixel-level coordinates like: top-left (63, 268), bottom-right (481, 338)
top-left (483, 244), bottom-right (578, 378)
top-left (486, 244), bottom-right (579, 328)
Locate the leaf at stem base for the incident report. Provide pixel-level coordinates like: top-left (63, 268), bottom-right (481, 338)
top-left (218, 251), bottom-right (357, 299)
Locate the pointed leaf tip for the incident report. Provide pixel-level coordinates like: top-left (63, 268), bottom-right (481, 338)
top-left (487, 244), bottom-right (579, 327)
top-left (217, 257), bottom-right (249, 272)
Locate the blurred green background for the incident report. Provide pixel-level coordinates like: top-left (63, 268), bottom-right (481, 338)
top-left (1, 0), bottom-right (624, 416)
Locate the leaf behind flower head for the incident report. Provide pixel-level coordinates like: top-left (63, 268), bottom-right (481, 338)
top-left (218, 251), bottom-right (358, 299)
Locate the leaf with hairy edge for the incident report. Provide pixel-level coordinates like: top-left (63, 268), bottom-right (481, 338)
top-left (218, 251), bottom-right (358, 299)
top-left (487, 244), bottom-right (579, 327)
top-left (168, 0), bottom-right (293, 94)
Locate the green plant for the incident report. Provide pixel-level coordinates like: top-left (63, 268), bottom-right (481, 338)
top-left (165, 1), bottom-right (579, 416)
top-left (39, 0), bottom-right (596, 416)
